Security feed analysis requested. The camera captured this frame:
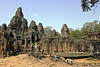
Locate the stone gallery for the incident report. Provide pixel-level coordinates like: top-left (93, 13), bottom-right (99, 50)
top-left (0, 7), bottom-right (100, 59)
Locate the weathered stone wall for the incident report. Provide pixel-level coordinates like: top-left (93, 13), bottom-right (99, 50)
top-left (41, 36), bottom-right (89, 54)
top-left (0, 7), bottom-right (99, 58)
top-left (87, 31), bottom-right (100, 53)
top-left (41, 24), bottom-right (92, 54)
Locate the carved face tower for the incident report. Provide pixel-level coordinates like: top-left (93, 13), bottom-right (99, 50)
top-left (7, 7), bottom-right (28, 38)
top-left (15, 7), bottom-right (23, 17)
top-left (61, 24), bottom-right (69, 37)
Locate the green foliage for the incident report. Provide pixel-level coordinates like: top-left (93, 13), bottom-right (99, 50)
top-left (69, 28), bottom-right (75, 36)
top-left (44, 26), bottom-right (60, 36)
top-left (44, 20), bottom-right (100, 38)
top-left (69, 20), bottom-right (100, 38)
top-left (82, 20), bottom-right (99, 32)
top-left (69, 28), bottom-right (81, 38)
top-left (81, 0), bottom-right (100, 12)
top-left (56, 31), bottom-right (60, 36)
top-left (81, 28), bottom-right (88, 38)
top-left (44, 26), bottom-right (53, 34)
top-left (95, 22), bottom-right (100, 31)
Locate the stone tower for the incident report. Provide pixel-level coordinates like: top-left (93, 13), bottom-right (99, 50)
top-left (7, 7), bottom-right (28, 38)
top-left (37, 23), bottom-right (44, 40)
top-left (2, 23), bottom-right (7, 31)
top-left (61, 24), bottom-right (69, 37)
top-left (28, 20), bottom-right (38, 43)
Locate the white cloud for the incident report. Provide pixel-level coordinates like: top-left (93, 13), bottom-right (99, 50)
top-left (32, 13), bottom-right (38, 17)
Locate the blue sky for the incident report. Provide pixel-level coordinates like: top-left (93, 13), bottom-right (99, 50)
top-left (0, 0), bottom-right (100, 33)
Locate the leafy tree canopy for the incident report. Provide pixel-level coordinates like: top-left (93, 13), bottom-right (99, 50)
top-left (81, 0), bottom-right (100, 12)
top-left (44, 26), bottom-right (53, 34)
top-left (69, 20), bottom-right (100, 38)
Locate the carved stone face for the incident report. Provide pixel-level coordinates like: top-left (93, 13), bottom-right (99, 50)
top-left (52, 29), bottom-right (57, 36)
top-left (38, 23), bottom-right (44, 33)
top-left (2, 23), bottom-right (7, 31)
top-left (17, 7), bottom-right (22, 13)
top-left (8, 7), bottom-right (28, 34)
top-left (15, 7), bottom-right (23, 17)
top-left (61, 24), bottom-right (69, 37)
top-left (29, 20), bottom-right (37, 31)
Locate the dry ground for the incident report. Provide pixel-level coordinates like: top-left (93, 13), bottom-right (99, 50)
top-left (0, 54), bottom-right (100, 67)
top-left (74, 57), bottom-right (100, 63)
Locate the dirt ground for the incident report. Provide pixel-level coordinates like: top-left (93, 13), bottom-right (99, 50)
top-left (0, 54), bottom-right (100, 67)
top-left (74, 57), bottom-right (100, 63)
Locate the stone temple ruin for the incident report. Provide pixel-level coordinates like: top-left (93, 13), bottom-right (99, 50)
top-left (0, 7), bottom-right (100, 59)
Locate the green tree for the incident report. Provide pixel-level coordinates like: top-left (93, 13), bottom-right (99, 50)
top-left (69, 28), bottom-right (75, 36)
top-left (69, 28), bottom-right (81, 38)
top-left (81, 20), bottom-right (100, 37)
top-left (81, 0), bottom-right (100, 12)
top-left (56, 31), bottom-right (60, 36)
top-left (97, 22), bottom-right (100, 30)
top-left (44, 26), bottom-right (53, 34)
top-left (81, 27), bottom-right (88, 38)
top-left (75, 28), bottom-right (81, 38)
top-left (81, 20), bottom-right (99, 32)
top-left (69, 20), bottom-right (100, 38)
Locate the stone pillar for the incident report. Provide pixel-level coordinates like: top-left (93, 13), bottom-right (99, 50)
top-left (65, 43), bottom-right (67, 52)
top-left (72, 44), bottom-right (74, 52)
top-left (50, 39), bottom-right (52, 54)
top-left (66, 42), bottom-right (68, 52)
top-left (97, 45), bottom-right (99, 53)
top-left (61, 45), bottom-right (62, 52)
top-left (68, 43), bottom-right (70, 52)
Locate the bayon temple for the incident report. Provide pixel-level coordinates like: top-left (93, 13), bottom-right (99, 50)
top-left (0, 7), bottom-right (100, 59)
